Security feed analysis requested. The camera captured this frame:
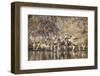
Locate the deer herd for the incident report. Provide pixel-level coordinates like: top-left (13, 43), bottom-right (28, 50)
top-left (29, 34), bottom-right (87, 60)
